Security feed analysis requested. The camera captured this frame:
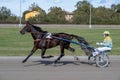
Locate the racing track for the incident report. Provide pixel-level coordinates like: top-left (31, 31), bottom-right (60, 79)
top-left (0, 56), bottom-right (120, 80)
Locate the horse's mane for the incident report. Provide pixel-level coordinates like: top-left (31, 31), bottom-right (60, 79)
top-left (32, 25), bottom-right (47, 33)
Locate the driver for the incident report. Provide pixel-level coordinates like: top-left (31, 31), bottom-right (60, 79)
top-left (92, 31), bottom-right (112, 56)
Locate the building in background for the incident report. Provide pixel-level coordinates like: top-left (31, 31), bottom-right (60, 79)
top-left (25, 11), bottom-right (40, 20)
top-left (65, 11), bottom-right (73, 22)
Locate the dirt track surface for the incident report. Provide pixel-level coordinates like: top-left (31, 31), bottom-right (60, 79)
top-left (0, 56), bottom-right (120, 80)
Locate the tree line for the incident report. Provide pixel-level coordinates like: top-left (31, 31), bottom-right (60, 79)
top-left (0, 0), bottom-right (120, 24)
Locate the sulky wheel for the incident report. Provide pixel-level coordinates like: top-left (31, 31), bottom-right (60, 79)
top-left (95, 53), bottom-right (109, 68)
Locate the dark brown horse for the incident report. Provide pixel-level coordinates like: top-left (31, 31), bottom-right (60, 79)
top-left (20, 22), bottom-right (92, 63)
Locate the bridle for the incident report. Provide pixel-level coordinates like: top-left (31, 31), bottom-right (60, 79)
top-left (26, 25), bottom-right (42, 34)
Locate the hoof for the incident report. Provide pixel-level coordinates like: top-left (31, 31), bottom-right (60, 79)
top-left (49, 55), bottom-right (54, 58)
top-left (22, 60), bottom-right (26, 63)
top-left (54, 60), bottom-right (58, 64)
top-left (74, 57), bottom-right (80, 61)
top-left (76, 57), bottom-right (79, 61)
top-left (22, 61), bottom-right (25, 63)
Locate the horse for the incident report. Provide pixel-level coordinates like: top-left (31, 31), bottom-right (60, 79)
top-left (20, 22), bottom-right (93, 63)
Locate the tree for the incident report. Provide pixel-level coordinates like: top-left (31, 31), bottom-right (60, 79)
top-left (73, 1), bottom-right (120, 24)
top-left (28, 2), bottom-right (46, 14)
top-left (0, 6), bottom-right (11, 22)
top-left (47, 7), bottom-right (66, 24)
top-left (23, 3), bottom-right (46, 23)
top-left (110, 4), bottom-right (120, 24)
top-left (92, 7), bottom-right (113, 24)
top-left (111, 4), bottom-right (120, 13)
top-left (6, 14), bottom-right (18, 23)
top-left (73, 0), bottom-right (91, 24)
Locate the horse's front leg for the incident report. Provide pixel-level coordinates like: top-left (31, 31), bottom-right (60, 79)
top-left (22, 47), bottom-right (37, 63)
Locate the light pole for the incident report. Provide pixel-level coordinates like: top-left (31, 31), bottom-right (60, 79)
top-left (89, 3), bottom-right (92, 29)
top-left (19, 0), bottom-right (22, 27)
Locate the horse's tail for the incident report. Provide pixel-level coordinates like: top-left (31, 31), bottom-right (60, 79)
top-left (70, 34), bottom-right (89, 45)
top-left (70, 34), bottom-right (94, 56)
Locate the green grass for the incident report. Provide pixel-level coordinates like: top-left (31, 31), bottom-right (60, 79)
top-left (0, 27), bottom-right (120, 56)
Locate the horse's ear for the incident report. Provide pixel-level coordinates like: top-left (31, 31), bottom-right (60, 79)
top-left (26, 21), bottom-right (31, 26)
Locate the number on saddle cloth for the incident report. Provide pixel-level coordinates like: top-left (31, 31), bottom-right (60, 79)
top-left (45, 33), bottom-right (52, 39)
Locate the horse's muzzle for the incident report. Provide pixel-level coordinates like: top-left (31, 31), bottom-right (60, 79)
top-left (20, 30), bottom-right (25, 35)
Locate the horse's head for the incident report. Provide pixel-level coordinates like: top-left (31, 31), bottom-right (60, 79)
top-left (20, 21), bottom-right (48, 35)
top-left (20, 21), bottom-right (33, 35)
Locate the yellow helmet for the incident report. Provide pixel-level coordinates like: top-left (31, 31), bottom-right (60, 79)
top-left (103, 31), bottom-right (110, 35)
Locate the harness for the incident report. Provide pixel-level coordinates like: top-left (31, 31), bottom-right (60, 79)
top-left (34, 33), bottom-right (53, 48)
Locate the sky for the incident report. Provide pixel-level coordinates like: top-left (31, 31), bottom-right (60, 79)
top-left (0, 0), bottom-right (120, 16)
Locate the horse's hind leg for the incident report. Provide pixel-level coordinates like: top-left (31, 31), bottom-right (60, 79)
top-left (54, 46), bottom-right (65, 63)
top-left (54, 53), bottom-right (64, 63)
top-left (67, 46), bottom-right (75, 52)
top-left (67, 46), bottom-right (80, 62)
top-left (41, 48), bottom-right (54, 58)
top-left (22, 47), bottom-right (37, 63)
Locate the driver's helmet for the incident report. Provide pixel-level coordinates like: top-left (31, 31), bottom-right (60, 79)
top-left (103, 31), bottom-right (110, 35)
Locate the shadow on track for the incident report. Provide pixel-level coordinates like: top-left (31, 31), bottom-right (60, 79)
top-left (23, 59), bottom-right (96, 67)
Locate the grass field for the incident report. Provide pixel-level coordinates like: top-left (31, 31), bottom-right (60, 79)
top-left (0, 27), bottom-right (120, 56)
